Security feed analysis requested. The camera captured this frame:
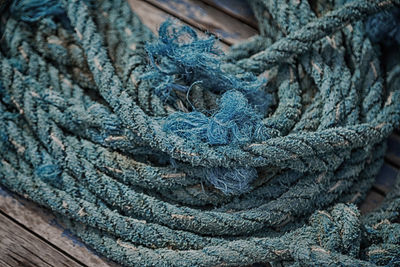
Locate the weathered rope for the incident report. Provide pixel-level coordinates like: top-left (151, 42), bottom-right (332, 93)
top-left (0, 0), bottom-right (400, 266)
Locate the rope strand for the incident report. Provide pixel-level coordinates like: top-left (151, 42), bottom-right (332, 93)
top-left (1, 0), bottom-right (400, 266)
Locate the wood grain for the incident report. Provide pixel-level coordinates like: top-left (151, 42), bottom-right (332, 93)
top-left (200, 0), bottom-right (258, 27)
top-left (0, 187), bottom-right (117, 267)
top-left (0, 1), bottom-right (398, 266)
top-left (360, 190), bottom-right (385, 215)
top-left (128, 0), bottom-right (229, 51)
top-left (0, 212), bottom-right (81, 267)
top-left (128, 0), bottom-right (170, 35)
top-left (372, 162), bottom-right (399, 195)
top-left (143, 0), bottom-right (258, 44)
top-left (386, 133), bottom-right (400, 168)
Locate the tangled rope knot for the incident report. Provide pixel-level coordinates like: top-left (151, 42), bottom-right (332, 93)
top-left (0, 0), bottom-right (400, 266)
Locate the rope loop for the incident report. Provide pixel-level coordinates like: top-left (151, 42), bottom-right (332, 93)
top-left (0, 0), bottom-right (400, 265)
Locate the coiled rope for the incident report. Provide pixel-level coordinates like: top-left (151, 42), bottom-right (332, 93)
top-left (0, 0), bottom-right (400, 266)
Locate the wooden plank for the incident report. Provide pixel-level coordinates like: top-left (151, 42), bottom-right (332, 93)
top-left (128, 0), bottom-right (229, 51)
top-left (200, 0), bottom-right (258, 27)
top-left (373, 162), bottom-right (399, 195)
top-left (128, 0), bottom-right (170, 36)
top-left (0, 212), bottom-right (81, 267)
top-left (386, 133), bottom-right (400, 168)
top-left (142, 0), bottom-right (258, 44)
top-left (359, 190), bottom-right (385, 215)
top-left (0, 186), bottom-right (118, 267)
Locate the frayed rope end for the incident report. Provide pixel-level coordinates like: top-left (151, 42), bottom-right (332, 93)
top-left (163, 90), bottom-right (268, 145)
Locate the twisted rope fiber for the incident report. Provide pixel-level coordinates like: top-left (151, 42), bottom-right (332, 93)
top-left (1, 0), bottom-right (400, 265)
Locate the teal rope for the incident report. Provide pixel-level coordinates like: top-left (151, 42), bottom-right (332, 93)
top-left (1, 0), bottom-right (400, 266)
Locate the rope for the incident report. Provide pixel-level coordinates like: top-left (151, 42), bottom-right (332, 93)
top-left (0, 0), bottom-right (400, 266)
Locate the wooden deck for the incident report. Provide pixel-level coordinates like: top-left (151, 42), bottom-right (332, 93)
top-left (1, 1), bottom-right (399, 266)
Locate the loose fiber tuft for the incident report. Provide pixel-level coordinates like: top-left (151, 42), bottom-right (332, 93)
top-left (163, 90), bottom-right (268, 145)
top-left (143, 21), bottom-right (268, 102)
top-left (205, 167), bottom-right (258, 195)
top-left (1, 0), bottom-right (400, 265)
top-left (35, 164), bottom-right (63, 187)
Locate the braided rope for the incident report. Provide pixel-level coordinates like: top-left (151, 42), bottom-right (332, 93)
top-left (1, 0), bottom-right (400, 266)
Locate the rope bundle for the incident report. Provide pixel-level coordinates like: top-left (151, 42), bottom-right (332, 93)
top-left (0, 0), bottom-right (400, 266)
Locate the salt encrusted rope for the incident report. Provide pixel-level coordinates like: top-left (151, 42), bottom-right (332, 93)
top-left (1, 0), bottom-right (400, 266)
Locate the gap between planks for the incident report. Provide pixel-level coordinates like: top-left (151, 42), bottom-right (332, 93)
top-left (128, 0), bottom-right (258, 51)
top-left (142, 0), bottom-right (257, 45)
top-left (0, 187), bottom-right (117, 267)
top-left (0, 210), bottom-right (81, 267)
top-left (372, 161), bottom-right (399, 196)
top-left (0, 1), bottom-right (398, 266)
top-left (385, 133), bottom-right (400, 168)
top-left (128, 0), bottom-right (229, 51)
top-left (200, 0), bottom-right (258, 27)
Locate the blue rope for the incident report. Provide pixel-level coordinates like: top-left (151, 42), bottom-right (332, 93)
top-left (1, 0), bottom-right (400, 266)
